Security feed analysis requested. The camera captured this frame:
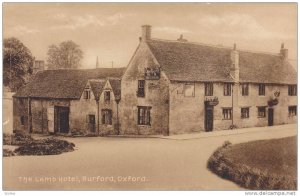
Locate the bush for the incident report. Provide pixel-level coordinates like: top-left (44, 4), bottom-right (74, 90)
top-left (207, 141), bottom-right (296, 190)
top-left (3, 148), bottom-right (15, 157)
top-left (3, 132), bottom-right (34, 146)
top-left (14, 137), bottom-right (75, 156)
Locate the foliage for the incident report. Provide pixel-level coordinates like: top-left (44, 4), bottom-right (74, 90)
top-left (14, 137), bottom-right (75, 156)
top-left (3, 132), bottom-right (34, 146)
top-left (207, 139), bottom-right (296, 190)
top-left (3, 149), bottom-right (15, 157)
top-left (47, 40), bottom-right (83, 69)
top-left (3, 37), bottom-right (34, 91)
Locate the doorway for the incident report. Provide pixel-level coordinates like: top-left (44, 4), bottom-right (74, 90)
top-left (205, 105), bottom-right (214, 132)
top-left (54, 106), bottom-right (70, 133)
top-left (268, 108), bottom-right (274, 126)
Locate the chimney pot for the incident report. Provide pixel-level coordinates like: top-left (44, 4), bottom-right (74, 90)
top-left (233, 43), bottom-right (237, 50)
top-left (280, 43), bottom-right (288, 61)
top-left (141, 25), bottom-right (151, 41)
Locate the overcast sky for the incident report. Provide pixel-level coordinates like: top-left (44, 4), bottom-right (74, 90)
top-left (3, 3), bottom-right (297, 69)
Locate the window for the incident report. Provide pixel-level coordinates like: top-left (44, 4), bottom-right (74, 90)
top-left (205, 83), bottom-right (213, 96)
top-left (222, 108), bottom-right (232, 120)
top-left (137, 106), bottom-right (151, 125)
top-left (83, 90), bottom-right (90, 99)
top-left (241, 83), bottom-right (249, 96)
top-left (86, 114), bottom-right (95, 124)
top-left (241, 108), bottom-right (250, 118)
top-left (288, 85), bottom-right (297, 96)
top-left (258, 84), bottom-right (265, 96)
top-left (224, 83), bottom-right (232, 96)
top-left (137, 80), bottom-right (145, 97)
top-left (20, 116), bottom-right (25, 125)
top-left (289, 106), bottom-right (297, 116)
top-left (257, 107), bottom-right (266, 118)
top-left (184, 83), bottom-right (195, 97)
top-left (102, 109), bottom-right (112, 125)
top-left (104, 91), bottom-right (110, 101)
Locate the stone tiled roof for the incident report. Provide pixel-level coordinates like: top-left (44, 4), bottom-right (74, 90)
top-left (13, 68), bottom-right (125, 99)
top-left (147, 39), bottom-right (297, 84)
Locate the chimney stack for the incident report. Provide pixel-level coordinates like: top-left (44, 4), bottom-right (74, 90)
top-left (141, 25), bottom-right (151, 41)
top-left (230, 43), bottom-right (239, 83)
top-left (280, 43), bottom-right (288, 61)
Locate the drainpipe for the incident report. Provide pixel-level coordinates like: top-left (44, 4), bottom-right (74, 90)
top-left (97, 99), bottom-right (100, 136)
top-left (231, 84), bottom-right (234, 127)
top-left (116, 99), bottom-right (120, 135)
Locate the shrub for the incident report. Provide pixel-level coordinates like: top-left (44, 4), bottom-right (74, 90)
top-left (14, 137), bottom-right (75, 156)
top-left (3, 132), bottom-right (34, 146)
top-left (3, 148), bottom-right (15, 157)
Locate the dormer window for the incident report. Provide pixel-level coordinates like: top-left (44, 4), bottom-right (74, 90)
top-left (84, 90), bottom-right (90, 99)
top-left (104, 91), bottom-right (110, 102)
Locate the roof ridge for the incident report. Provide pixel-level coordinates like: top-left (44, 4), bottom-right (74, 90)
top-left (149, 38), bottom-right (281, 57)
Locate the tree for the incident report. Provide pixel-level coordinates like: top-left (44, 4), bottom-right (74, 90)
top-left (3, 37), bottom-right (34, 91)
top-left (47, 40), bottom-right (83, 69)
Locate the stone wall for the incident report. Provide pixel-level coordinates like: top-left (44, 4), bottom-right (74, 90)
top-left (13, 97), bottom-right (28, 133)
top-left (120, 42), bottom-right (169, 135)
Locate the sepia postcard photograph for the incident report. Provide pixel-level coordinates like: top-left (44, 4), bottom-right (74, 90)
top-left (1, 1), bottom-right (298, 194)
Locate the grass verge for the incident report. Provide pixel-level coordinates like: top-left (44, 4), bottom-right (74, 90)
top-left (207, 137), bottom-right (296, 190)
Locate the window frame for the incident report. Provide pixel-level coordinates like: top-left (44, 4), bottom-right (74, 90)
top-left (257, 106), bottom-right (266, 118)
top-left (241, 107), bottom-right (250, 119)
top-left (258, 84), bottom-right (265, 96)
top-left (223, 83), bottom-right (232, 96)
top-left (205, 82), bottom-right (213, 96)
top-left (184, 83), bottom-right (195, 97)
top-left (241, 83), bottom-right (249, 96)
top-left (137, 80), bottom-right (145, 97)
top-left (288, 85), bottom-right (297, 96)
top-left (222, 108), bottom-right (232, 120)
top-left (104, 91), bottom-right (111, 102)
top-left (86, 114), bottom-right (96, 124)
top-left (288, 106), bottom-right (297, 116)
top-left (83, 90), bottom-right (91, 99)
top-left (137, 106), bottom-right (151, 126)
top-left (101, 109), bottom-right (112, 125)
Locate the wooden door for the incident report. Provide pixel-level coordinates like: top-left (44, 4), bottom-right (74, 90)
top-left (268, 108), bottom-right (274, 126)
top-left (205, 105), bottom-right (214, 132)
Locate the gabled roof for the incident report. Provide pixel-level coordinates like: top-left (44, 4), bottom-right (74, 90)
top-left (147, 39), bottom-right (297, 84)
top-left (13, 68), bottom-right (125, 99)
top-left (89, 80), bottom-right (106, 100)
top-left (108, 78), bottom-right (121, 100)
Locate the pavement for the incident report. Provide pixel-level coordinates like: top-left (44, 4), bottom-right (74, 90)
top-left (3, 124), bottom-right (297, 191)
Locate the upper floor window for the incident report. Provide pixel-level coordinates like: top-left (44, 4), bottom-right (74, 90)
top-left (104, 91), bottom-right (110, 102)
top-left (102, 109), bottom-right (112, 125)
top-left (138, 106), bottom-right (151, 125)
top-left (222, 108), bottom-right (232, 120)
top-left (288, 85), bottom-right (297, 96)
top-left (224, 83), bottom-right (232, 96)
top-left (83, 90), bottom-right (90, 99)
top-left (241, 107), bottom-right (250, 118)
top-left (205, 83), bottom-right (213, 96)
top-left (137, 80), bottom-right (145, 97)
top-left (241, 83), bottom-right (249, 96)
top-left (258, 84), bottom-right (265, 96)
top-left (257, 106), bottom-right (266, 118)
top-left (184, 83), bottom-right (195, 97)
top-left (289, 106), bottom-right (297, 116)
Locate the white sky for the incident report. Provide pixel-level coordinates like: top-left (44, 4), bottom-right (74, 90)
top-left (3, 3), bottom-right (297, 69)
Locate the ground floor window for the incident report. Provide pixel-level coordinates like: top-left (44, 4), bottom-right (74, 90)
top-left (102, 109), bottom-right (112, 125)
top-left (257, 106), bottom-right (266, 118)
top-left (138, 106), bottom-right (151, 125)
top-left (86, 114), bottom-right (95, 124)
top-left (222, 108), bottom-right (232, 120)
top-left (241, 107), bottom-right (250, 118)
top-left (289, 106), bottom-right (297, 116)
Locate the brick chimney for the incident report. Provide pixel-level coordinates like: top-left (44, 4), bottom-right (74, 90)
top-left (141, 25), bottom-right (151, 41)
top-left (230, 43), bottom-right (239, 82)
top-left (280, 43), bottom-right (288, 61)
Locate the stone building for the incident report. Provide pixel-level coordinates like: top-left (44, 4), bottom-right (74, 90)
top-left (13, 68), bottom-right (124, 135)
top-left (120, 25), bottom-right (297, 135)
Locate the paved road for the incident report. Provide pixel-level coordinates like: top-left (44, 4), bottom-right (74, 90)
top-left (3, 124), bottom-right (297, 190)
